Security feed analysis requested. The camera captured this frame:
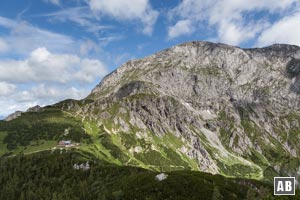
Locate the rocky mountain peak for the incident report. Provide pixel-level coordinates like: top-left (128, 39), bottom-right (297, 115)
top-left (26, 105), bottom-right (42, 112)
top-left (64, 41), bottom-right (300, 179)
top-left (4, 111), bottom-right (23, 121)
top-left (90, 41), bottom-right (300, 111)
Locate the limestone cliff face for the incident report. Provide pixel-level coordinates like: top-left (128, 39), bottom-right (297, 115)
top-left (63, 41), bottom-right (300, 179)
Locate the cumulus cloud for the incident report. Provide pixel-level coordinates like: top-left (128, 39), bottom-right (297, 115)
top-left (168, 20), bottom-right (194, 39)
top-left (0, 82), bottom-right (16, 96)
top-left (0, 48), bottom-right (108, 116)
top-left (217, 20), bottom-right (269, 46)
top-left (256, 13), bottom-right (300, 47)
top-left (0, 47), bottom-right (107, 84)
top-left (0, 16), bottom-right (113, 116)
top-left (168, 0), bottom-right (299, 45)
top-left (88, 0), bottom-right (159, 35)
top-left (14, 84), bottom-right (88, 102)
top-left (0, 84), bottom-right (89, 116)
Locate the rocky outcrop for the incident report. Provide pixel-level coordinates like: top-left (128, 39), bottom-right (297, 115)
top-left (4, 105), bottom-right (42, 121)
top-left (27, 105), bottom-right (42, 112)
top-left (66, 41), bottom-right (300, 178)
top-left (4, 111), bottom-right (23, 121)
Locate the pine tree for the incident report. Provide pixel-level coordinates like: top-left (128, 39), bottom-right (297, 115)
top-left (52, 193), bottom-right (58, 200)
top-left (246, 188), bottom-right (257, 200)
top-left (20, 192), bottom-right (26, 200)
top-left (212, 186), bottom-right (223, 200)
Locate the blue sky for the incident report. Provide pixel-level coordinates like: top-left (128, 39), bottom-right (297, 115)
top-left (0, 0), bottom-right (300, 116)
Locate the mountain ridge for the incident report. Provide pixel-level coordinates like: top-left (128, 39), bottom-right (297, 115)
top-left (60, 41), bottom-right (300, 180)
top-left (91, 41), bottom-right (300, 96)
top-left (1, 41), bottom-right (300, 184)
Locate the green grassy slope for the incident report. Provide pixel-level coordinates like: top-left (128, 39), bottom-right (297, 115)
top-left (0, 99), bottom-right (296, 181)
top-left (0, 107), bottom-right (90, 157)
top-left (0, 104), bottom-right (200, 172)
top-left (1, 106), bottom-right (300, 199)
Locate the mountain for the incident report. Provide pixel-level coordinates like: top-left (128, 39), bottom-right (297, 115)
top-left (1, 41), bottom-right (300, 199)
top-left (3, 106), bottom-right (41, 122)
top-left (71, 41), bottom-right (300, 178)
top-left (3, 111), bottom-right (23, 121)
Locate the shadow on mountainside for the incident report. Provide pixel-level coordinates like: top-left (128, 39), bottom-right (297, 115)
top-left (286, 58), bottom-right (300, 94)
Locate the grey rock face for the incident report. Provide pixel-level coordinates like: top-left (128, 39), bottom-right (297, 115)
top-left (27, 105), bottom-right (42, 112)
top-left (4, 111), bottom-right (23, 121)
top-left (72, 41), bottom-right (300, 178)
top-left (4, 105), bottom-right (42, 121)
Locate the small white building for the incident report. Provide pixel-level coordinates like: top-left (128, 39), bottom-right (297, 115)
top-left (155, 173), bottom-right (168, 181)
top-left (73, 161), bottom-right (91, 171)
top-left (84, 161), bottom-right (90, 170)
top-left (73, 164), bottom-right (80, 170)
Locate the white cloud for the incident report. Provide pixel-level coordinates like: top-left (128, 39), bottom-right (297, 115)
top-left (14, 84), bottom-right (88, 102)
top-left (0, 99), bottom-right (37, 116)
top-left (168, 20), bottom-right (194, 39)
top-left (0, 48), bottom-right (108, 116)
top-left (256, 13), bottom-right (300, 47)
top-left (74, 58), bottom-right (107, 82)
top-left (0, 16), bottom-right (111, 117)
top-left (0, 47), bottom-right (108, 84)
top-left (80, 39), bottom-right (99, 56)
top-left (0, 16), bottom-right (119, 61)
top-left (0, 82), bottom-right (16, 96)
top-left (206, 0), bottom-right (298, 25)
top-left (217, 20), bottom-right (269, 45)
top-left (0, 16), bottom-right (75, 56)
top-left (0, 38), bottom-right (9, 53)
top-left (0, 84), bottom-right (89, 116)
top-left (88, 0), bottom-right (159, 35)
top-left (40, 7), bottom-right (113, 35)
top-left (168, 0), bottom-right (299, 45)
top-left (44, 0), bottom-right (60, 6)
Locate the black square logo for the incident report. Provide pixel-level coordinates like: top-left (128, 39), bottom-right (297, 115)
top-left (274, 177), bottom-right (295, 195)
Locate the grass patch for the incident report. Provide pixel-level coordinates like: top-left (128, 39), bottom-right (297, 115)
top-left (0, 109), bottom-right (90, 151)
